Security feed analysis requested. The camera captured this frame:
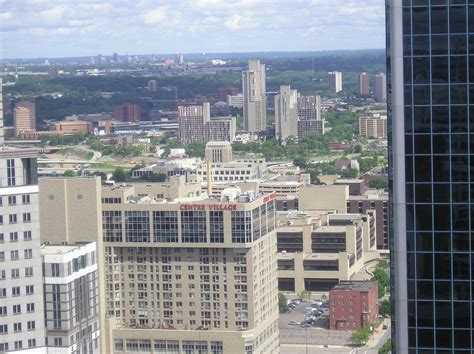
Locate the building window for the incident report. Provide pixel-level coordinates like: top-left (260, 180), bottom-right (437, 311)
top-left (0, 253), bottom-right (4, 262)
top-left (24, 249), bottom-right (32, 259)
top-left (0, 324), bottom-right (7, 334)
top-left (153, 211), bottom-right (178, 242)
top-left (7, 159), bottom-right (16, 186)
top-left (54, 338), bottom-right (62, 346)
top-left (210, 211), bottom-right (224, 243)
top-left (51, 263), bottom-right (60, 277)
top-left (23, 213), bottom-right (31, 223)
top-left (181, 211), bottom-right (207, 243)
top-left (0, 344), bottom-right (8, 351)
top-left (13, 304), bottom-right (20, 314)
top-left (14, 341), bottom-right (22, 350)
top-left (125, 211), bottom-right (150, 242)
top-left (13, 323), bottom-right (21, 332)
top-left (26, 303), bottom-right (35, 313)
top-left (9, 214), bottom-right (17, 224)
top-left (8, 195), bottom-right (16, 205)
top-left (26, 285), bottom-right (34, 295)
top-left (10, 232), bottom-right (18, 242)
top-left (102, 210), bottom-right (122, 242)
top-left (28, 339), bottom-right (36, 348)
top-left (12, 286), bottom-right (20, 296)
top-left (0, 307), bottom-right (6, 316)
top-left (10, 251), bottom-right (19, 261)
top-left (23, 231), bottom-right (32, 240)
top-left (22, 194), bottom-right (30, 204)
top-left (232, 211), bottom-right (252, 243)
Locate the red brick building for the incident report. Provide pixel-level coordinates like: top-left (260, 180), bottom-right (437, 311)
top-left (329, 281), bottom-right (379, 330)
top-left (113, 104), bottom-right (140, 122)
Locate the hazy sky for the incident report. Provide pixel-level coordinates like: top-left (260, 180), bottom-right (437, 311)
top-left (0, 0), bottom-right (385, 59)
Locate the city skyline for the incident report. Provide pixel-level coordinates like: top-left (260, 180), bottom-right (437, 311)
top-left (0, 0), bottom-right (385, 59)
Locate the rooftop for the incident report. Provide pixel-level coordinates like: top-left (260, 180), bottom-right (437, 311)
top-left (331, 281), bottom-right (377, 292)
top-left (41, 242), bottom-right (94, 255)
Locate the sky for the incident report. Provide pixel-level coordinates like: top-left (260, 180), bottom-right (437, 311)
top-left (0, 0), bottom-right (386, 59)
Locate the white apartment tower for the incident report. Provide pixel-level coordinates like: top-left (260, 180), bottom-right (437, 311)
top-left (274, 85), bottom-right (298, 142)
top-left (242, 59), bottom-right (267, 133)
top-left (328, 71), bottom-right (343, 93)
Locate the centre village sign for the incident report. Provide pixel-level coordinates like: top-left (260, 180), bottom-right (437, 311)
top-left (179, 192), bottom-right (277, 212)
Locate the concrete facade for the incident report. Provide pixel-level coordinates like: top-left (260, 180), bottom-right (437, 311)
top-left (275, 85), bottom-right (298, 142)
top-left (178, 103), bottom-right (210, 145)
top-left (328, 72), bottom-right (342, 93)
top-left (14, 101), bottom-right (36, 136)
top-left (242, 60), bottom-right (267, 133)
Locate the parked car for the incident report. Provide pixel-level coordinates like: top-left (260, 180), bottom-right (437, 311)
top-left (289, 320), bottom-right (301, 325)
top-left (290, 299), bottom-right (301, 305)
top-left (312, 300), bottom-right (323, 306)
top-left (320, 303), bottom-right (329, 309)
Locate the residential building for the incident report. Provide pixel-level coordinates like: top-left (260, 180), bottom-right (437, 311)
top-left (0, 80), bottom-right (3, 144)
top-left (374, 73), bottom-right (386, 102)
top-left (178, 103), bottom-right (210, 145)
top-left (113, 104), bottom-right (140, 123)
top-left (329, 281), bottom-right (378, 330)
top-left (14, 101), bottom-right (36, 136)
top-left (41, 242), bottom-right (100, 353)
top-left (176, 53), bottom-right (184, 65)
top-left (147, 80), bottom-right (157, 92)
top-left (328, 71), bottom-right (342, 93)
top-left (0, 146), bottom-right (47, 352)
top-left (297, 120), bottom-right (325, 140)
top-left (218, 86), bottom-right (239, 101)
top-left (100, 184), bottom-right (280, 353)
top-left (227, 94), bottom-right (244, 108)
top-left (388, 2), bottom-right (474, 352)
top-left (298, 95), bottom-right (321, 121)
top-left (50, 120), bottom-right (92, 135)
top-left (359, 113), bottom-right (387, 139)
top-left (206, 116), bottom-right (236, 143)
top-left (277, 210), bottom-right (378, 293)
top-left (358, 72), bottom-right (370, 95)
top-left (274, 85), bottom-right (298, 142)
top-left (242, 59), bottom-right (267, 133)
top-left (205, 141), bottom-right (233, 164)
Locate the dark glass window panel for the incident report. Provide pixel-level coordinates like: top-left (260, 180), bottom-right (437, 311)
top-left (450, 6), bottom-right (467, 33)
top-left (450, 35), bottom-right (468, 55)
top-left (469, 6), bottom-right (474, 33)
top-left (406, 134), bottom-right (414, 154)
top-left (404, 58), bottom-right (413, 84)
top-left (453, 281), bottom-right (470, 301)
top-left (432, 57), bottom-right (450, 83)
top-left (452, 204), bottom-right (470, 230)
top-left (453, 254), bottom-right (470, 279)
top-left (433, 156), bottom-right (451, 181)
top-left (413, 57), bottom-right (431, 83)
top-left (413, 7), bottom-right (430, 34)
top-left (415, 156), bottom-right (432, 182)
top-left (451, 134), bottom-right (468, 153)
top-left (432, 106), bottom-right (450, 133)
top-left (416, 232), bottom-right (433, 251)
top-left (404, 35), bottom-right (412, 57)
top-left (436, 329), bottom-right (452, 349)
top-left (454, 330), bottom-right (471, 349)
top-left (408, 327), bottom-right (417, 347)
top-left (434, 205), bottom-right (451, 230)
top-left (417, 301), bottom-right (434, 327)
top-left (431, 6), bottom-right (449, 33)
top-left (406, 156), bottom-right (414, 183)
top-left (469, 35), bottom-right (474, 54)
top-left (451, 156), bottom-right (469, 182)
top-left (450, 85), bottom-right (468, 104)
top-left (403, 7), bottom-right (412, 35)
top-left (405, 85), bottom-right (413, 105)
top-left (434, 232), bottom-right (452, 252)
top-left (414, 106), bottom-right (431, 133)
top-left (415, 204), bottom-right (433, 230)
top-left (433, 135), bottom-right (450, 154)
top-left (412, 0), bottom-right (429, 5)
top-left (405, 107), bottom-right (414, 133)
top-left (469, 108), bottom-right (474, 133)
top-left (406, 183), bottom-right (414, 203)
top-left (452, 233), bottom-right (469, 252)
top-left (450, 56), bottom-right (468, 83)
top-left (469, 85), bottom-right (474, 105)
top-left (417, 280), bottom-right (434, 299)
top-left (470, 56), bottom-right (474, 81)
top-left (408, 279), bottom-right (416, 299)
top-left (415, 183), bottom-right (432, 203)
top-left (414, 85), bottom-right (431, 105)
top-left (452, 184), bottom-right (469, 203)
top-left (407, 252), bottom-right (416, 279)
top-left (413, 35), bottom-right (430, 55)
top-left (431, 35), bottom-right (449, 55)
top-left (435, 253), bottom-right (452, 279)
top-left (435, 281), bottom-right (452, 300)
top-left (434, 183), bottom-right (451, 203)
top-left (418, 328), bottom-right (434, 348)
top-left (407, 231), bottom-right (415, 251)
top-left (453, 302), bottom-right (471, 328)
top-left (414, 135), bottom-right (431, 154)
top-left (417, 252), bottom-right (433, 278)
top-left (435, 302), bottom-right (453, 327)
top-left (432, 85), bottom-right (450, 105)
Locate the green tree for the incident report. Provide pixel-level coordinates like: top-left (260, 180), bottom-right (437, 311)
top-left (91, 171), bottom-right (107, 182)
top-left (298, 290), bottom-right (312, 302)
top-left (112, 167), bottom-right (127, 182)
top-left (161, 146), bottom-right (171, 158)
top-left (185, 142), bottom-right (206, 158)
top-left (379, 299), bottom-right (391, 317)
top-left (63, 170), bottom-right (76, 177)
top-left (278, 292), bottom-right (288, 312)
top-left (373, 267), bottom-right (390, 298)
top-left (293, 155), bottom-right (309, 169)
top-left (379, 339), bottom-right (392, 354)
top-left (350, 324), bottom-right (372, 346)
top-left (369, 177), bottom-right (389, 189)
top-left (340, 168), bottom-right (358, 178)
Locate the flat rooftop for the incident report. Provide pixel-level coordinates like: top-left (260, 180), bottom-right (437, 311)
top-left (41, 242), bottom-right (94, 255)
top-left (331, 281), bottom-right (377, 292)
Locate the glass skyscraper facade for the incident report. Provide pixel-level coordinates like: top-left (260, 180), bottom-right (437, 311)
top-left (389, 0), bottom-right (474, 352)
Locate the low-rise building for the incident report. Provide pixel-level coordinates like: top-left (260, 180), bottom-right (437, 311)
top-left (359, 114), bottom-right (387, 140)
top-left (329, 281), bottom-right (379, 330)
top-left (50, 120), bottom-right (92, 135)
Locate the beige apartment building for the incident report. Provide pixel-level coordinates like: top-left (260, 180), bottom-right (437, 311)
top-left (275, 85), bottom-right (298, 142)
top-left (242, 60), bottom-right (267, 133)
top-left (359, 114), bottom-right (387, 139)
top-left (14, 101), bottom-right (36, 136)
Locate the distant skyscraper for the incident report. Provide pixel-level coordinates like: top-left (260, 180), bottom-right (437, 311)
top-left (358, 72), bottom-right (369, 95)
top-left (0, 78), bottom-right (4, 144)
top-left (206, 116), bottom-right (236, 143)
top-left (112, 52), bottom-right (119, 62)
top-left (13, 101), bottom-right (36, 136)
top-left (274, 85), bottom-right (298, 142)
top-left (328, 71), bottom-right (342, 93)
top-left (374, 73), bottom-right (387, 102)
top-left (148, 79), bottom-right (157, 92)
top-left (389, 2), bottom-right (474, 352)
top-left (297, 95), bottom-right (324, 140)
top-left (113, 103), bottom-right (140, 122)
top-left (176, 53), bottom-right (184, 65)
top-left (242, 59), bottom-right (267, 133)
top-left (178, 103), bottom-right (210, 145)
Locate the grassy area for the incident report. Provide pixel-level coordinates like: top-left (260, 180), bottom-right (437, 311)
top-left (89, 162), bottom-right (127, 171)
top-left (59, 147), bottom-right (93, 160)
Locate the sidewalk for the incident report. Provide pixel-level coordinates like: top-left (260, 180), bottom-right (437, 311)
top-left (364, 318), bottom-right (390, 348)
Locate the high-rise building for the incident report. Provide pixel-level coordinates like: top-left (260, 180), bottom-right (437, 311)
top-left (0, 79), bottom-right (4, 144)
top-left (358, 72), bottom-right (370, 95)
top-left (176, 53), bottom-right (184, 65)
top-left (99, 183), bottom-right (280, 353)
top-left (374, 73), bottom-right (387, 102)
top-left (0, 146), bottom-right (46, 352)
top-left (113, 103), bottom-right (140, 122)
top-left (14, 101), bottom-right (36, 136)
top-left (147, 79), bottom-right (157, 92)
top-left (242, 59), bottom-right (267, 133)
top-left (178, 103), bottom-right (210, 145)
top-left (206, 116), bottom-right (236, 143)
top-left (41, 242), bottom-right (100, 354)
top-left (388, 2), bottom-right (473, 352)
top-left (328, 71), bottom-right (342, 93)
top-left (297, 95), bottom-right (324, 139)
top-left (274, 85), bottom-right (298, 142)
top-left (205, 141), bottom-right (233, 163)
top-left (359, 113), bottom-right (387, 139)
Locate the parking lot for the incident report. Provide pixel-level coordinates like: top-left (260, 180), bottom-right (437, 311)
top-left (279, 300), bottom-right (353, 346)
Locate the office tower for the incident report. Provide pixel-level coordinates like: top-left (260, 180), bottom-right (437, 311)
top-left (178, 103), bottom-right (210, 145)
top-left (147, 79), bottom-right (157, 92)
top-left (242, 59), bottom-right (267, 133)
top-left (113, 103), bottom-right (140, 122)
top-left (274, 85), bottom-right (298, 142)
top-left (297, 94), bottom-right (324, 140)
top-left (0, 146), bottom-right (46, 352)
top-left (388, 2), bottom-right (473, 352)
top-left (205, 141), bottom-right (233, 163)
top-left (0, 79), bottom-right (4, 144)
top-left (374, 73), bottom-right (387, 102)
top-left (359, 113), bottom-right (388, 139)
top-left (328, 71), bottom-right (342, 93)
top-left (176, 53), bottom-right (184, 65)
top-left (206, 116), bottom-right (236, 142)
top-left (358, 72), bottom-right (370, 95)
top-left (14, 101), bottom-right (36, 136)
top-left (42, 242), bottom-right (100, 353)
top-left (100, 182), bottom-right (280, 353)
